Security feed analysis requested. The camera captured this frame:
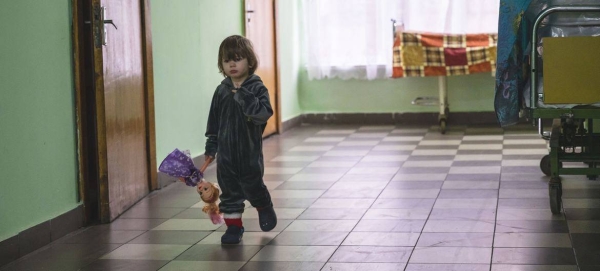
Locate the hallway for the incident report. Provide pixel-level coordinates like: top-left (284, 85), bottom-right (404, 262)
top-left (2, 124), bottom-right (599, 271)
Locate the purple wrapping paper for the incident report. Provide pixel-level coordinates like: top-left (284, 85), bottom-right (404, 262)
top-left (158, 149), bottom-right (203, 187)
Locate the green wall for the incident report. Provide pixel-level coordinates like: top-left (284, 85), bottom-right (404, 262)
top-left (277, 0), bottom-right (303, 122)
top-left (0, 1), bottom-right (79, 241)
top-left (298, 72), bottom-right (496, 113)
top-left (152, 0), bottom-right (243, 160)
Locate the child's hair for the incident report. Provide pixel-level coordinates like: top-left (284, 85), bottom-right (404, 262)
top-left (217, 35), bottom-right (259, 77)
top-left (199, 182), bottom-right (221, 215)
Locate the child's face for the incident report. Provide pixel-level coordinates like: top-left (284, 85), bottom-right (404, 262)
top-left (222, 57), bottom-right (249, 82)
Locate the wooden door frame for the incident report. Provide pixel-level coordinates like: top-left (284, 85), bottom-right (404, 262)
top-left (71, 0), bottom-right (157, 224)
top-left (244, 0), bottom-right (282, 135)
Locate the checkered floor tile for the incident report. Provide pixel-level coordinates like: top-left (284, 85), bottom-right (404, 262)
top-left (5, 124), bottom-right (600, 271)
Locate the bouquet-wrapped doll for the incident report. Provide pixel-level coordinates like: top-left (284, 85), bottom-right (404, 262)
top-left (158, 148), bottom-right (222, 224)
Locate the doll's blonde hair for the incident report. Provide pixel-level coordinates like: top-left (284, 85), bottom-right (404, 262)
top-left (199, 182), bottom-right (220, 215)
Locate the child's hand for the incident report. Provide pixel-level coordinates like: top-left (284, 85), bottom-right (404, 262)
top-left (178, 177), bottom-right (185, 183)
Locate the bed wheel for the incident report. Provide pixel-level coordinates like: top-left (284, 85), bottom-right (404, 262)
top-left (549, 178), bottom-right (562, 214)
top-left (540, 155), bottom-right (551, 176)
top-left (439, 119), bottom-right (447, 134)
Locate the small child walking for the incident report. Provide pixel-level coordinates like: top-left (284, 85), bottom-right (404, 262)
top-left (204, 35), bottom-right (277, 244)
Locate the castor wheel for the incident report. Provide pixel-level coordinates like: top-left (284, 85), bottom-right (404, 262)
top-left (540, 155), bottom-right (551, 176)
top-left (440, 119), bottom-right (447, 134)
top-left (549, 178), bottom-right (562, 214)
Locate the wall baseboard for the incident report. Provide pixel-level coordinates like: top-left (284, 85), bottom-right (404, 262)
top-left (280, 112), bottom-right (501, 129)
top-left (0, 205), bottom-right (83, 268)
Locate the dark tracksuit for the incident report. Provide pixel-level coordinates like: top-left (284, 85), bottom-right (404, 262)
top-left (204, 74), bottom-right (273, 214)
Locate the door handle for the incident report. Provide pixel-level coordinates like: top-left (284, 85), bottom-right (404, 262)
top-left (104, 20), bottom-right (118, 30)
top-left (100, 6), bottom-right (117, 46)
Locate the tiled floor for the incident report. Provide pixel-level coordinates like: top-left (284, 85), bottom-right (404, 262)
top-left (3, 124), bottom-right (600, 271)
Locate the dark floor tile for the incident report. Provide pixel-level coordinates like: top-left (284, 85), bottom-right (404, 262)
top-left (500, 173), bottom-right (548, 182)
top-left (452, 161), bottom-right (502, 167)
top-left (405, 264), bottom-right (490, 271)
top-left (264, 161), bottom-right (313, 168)
top-left (329, 246), bottom-right (412, 263)
top-left (79, 259), bottom-right (168, 271)
top-left (136, 195), bottom-right (201, 208)
top-left (1, 243), bottom-right (121, 271)
top-left (95, 218), bottom-right (167, 231)
top-left (495, 220), bottom-right (569, 233)
top-left (407, 155), bottom-right (456, 161)
top-left (263, 174), bottom-right (294, 182)
top-left (386, 182), bottom-right (444, 190)
top-left (321, 189), bottom-right (382, 199)
top-left (323, 262), bottom-right (407, 271)
top-left (410, 247), bottom-right (492, 264)
top-left (275, 181), bottom-right (335, 190)
top-left (500, 181), bottom-right (548, 189)
top-left (239, 261), bottom-right (325, 271)
top-left (562, 189), bottom-right (600, 199)
top-left (354, 161), bottom-right (405, 168)
top-left (58, 227), bottom-right (145, 244)
top-left (503, 155), bottom-right (546, 160)
top-left (127, 230), bottom-right (211, 245)
top-left (372, 199), bottom-right (435, 209)
top-left (565, 208), bottom-right (600, 220)
top-left (446, 174), bottom-right (500, 181)
top-left (175, 244), bottom-right (262, 261)
top-left (571, 234), bottom-right (600, 265)
top-left (503, 144), bottom-right (546, 149)
top-left (298, 208), bottom-right (367, 220)
top-left (297, 167), bottom-right (350, 174)
top-left (415, 145), bottom-right (460, 150)
top-left (438, 189), bottom-right (498, 199)
top-left (492, 248), bottom-right (576, 265)
top-left (502, 166), bottom-right (542, 174)
top-left (397, 167), bottom-right (450, 174)
top-left (269, 231), bottom-right (348, 246)
top-left (353, 220), bottom-right (426, 232)
top-left (498, 199), bottom-right (550, 209)
top-left (428, 209), bottom-right (496, 220)
top-left (417, 233), bottom-right (493, 247)
top-left (271, 198), bottom-right (317, 208)
top-left (338, 174), bottom-right (394, 182)
top-left (580, 266), bottom-right (600, 271)
top-left (217, 219), bottom-right (293, 232)
top-left (119, 206), bottom-right (185, 219)
top-left (457, 150), bottom-right (503, 155)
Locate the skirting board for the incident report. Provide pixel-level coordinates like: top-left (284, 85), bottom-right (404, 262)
top-left (281, 112), bottom-right (499, 128)
top-left (0, 205), bottom-right (84, 268)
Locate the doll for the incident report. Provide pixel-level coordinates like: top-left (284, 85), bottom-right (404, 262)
top-left (159, 148), bottom-right (223, 224)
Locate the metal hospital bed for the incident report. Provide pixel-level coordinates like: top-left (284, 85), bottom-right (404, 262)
top-left (523, 0), bottom-right (600, 214)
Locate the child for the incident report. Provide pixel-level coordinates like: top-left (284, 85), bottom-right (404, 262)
top-left (204, 35), bottom-right (277, 244)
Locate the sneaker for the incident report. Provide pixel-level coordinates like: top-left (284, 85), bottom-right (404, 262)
top-left (221, 225), bottom-right (244, 244)
top-left (257, 205), bottom-right (277, 232)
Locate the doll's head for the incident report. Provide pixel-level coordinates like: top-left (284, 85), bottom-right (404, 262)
top-left (197, 181), bottom-right (220, 214)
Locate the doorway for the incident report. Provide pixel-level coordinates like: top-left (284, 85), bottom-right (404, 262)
top-left (72, 0), bottom-right (157, 224)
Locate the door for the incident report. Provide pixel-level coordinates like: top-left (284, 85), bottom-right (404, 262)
top-left (245, 0), bottom-right (279, 137)
top-left (74, 0), bottom-right (156, 223)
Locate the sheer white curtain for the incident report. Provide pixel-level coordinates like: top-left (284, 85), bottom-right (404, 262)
top-left (303, 0), bottom-right (400, 80)
top-left (401, 0), bottom-right (500, 34)
top-left (303, 0), bottom-right (500, 81)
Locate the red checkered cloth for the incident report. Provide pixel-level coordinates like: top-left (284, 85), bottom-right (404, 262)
top-left (393, 31), bottom-right (498, 78)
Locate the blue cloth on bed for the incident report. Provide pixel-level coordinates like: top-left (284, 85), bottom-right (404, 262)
top-left (494, 0), bottom-right (532, 127)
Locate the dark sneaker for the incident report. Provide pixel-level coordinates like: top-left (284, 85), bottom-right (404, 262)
top-left (221, 225), bottom-right (244, 244)
top-left (258, 205), bottom-right (277, 232)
